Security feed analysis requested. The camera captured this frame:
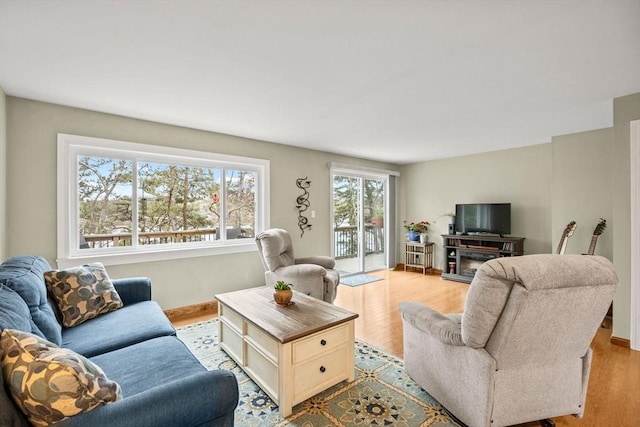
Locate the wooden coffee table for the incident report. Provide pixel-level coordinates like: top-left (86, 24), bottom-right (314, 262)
top-left (215, 287), bottom-right (358, 417)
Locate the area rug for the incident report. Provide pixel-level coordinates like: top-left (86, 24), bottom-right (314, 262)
top-left (340, 273), bottom-right (384, 287)
top-left (176, 319), bottom-right (460, 427)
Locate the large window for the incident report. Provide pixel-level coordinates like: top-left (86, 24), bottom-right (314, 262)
top-left (57, 134), bottom-right (269, 267)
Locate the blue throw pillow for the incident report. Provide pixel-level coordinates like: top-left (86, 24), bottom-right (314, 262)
top-left (0, 256), bottom-right (62, 345)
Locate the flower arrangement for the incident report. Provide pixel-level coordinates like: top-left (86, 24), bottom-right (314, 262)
top-left (403, 220), bottom-right (430, 233)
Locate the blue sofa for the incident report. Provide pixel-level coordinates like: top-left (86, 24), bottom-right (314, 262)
top-left (0, 255), bottom-right (238, 427)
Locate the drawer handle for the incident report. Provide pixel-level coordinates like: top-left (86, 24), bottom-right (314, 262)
top-left (319, 366), bottom-right (326, 373)
top-left (320, 339), bottom-right (327, 346)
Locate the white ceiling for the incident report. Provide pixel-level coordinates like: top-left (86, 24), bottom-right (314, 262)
top-left (1, 0), bottom-right (639, 164)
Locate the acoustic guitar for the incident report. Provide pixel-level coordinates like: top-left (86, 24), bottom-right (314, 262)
top-left (556, 221), bottom-right (577, 255)
top-left (586, 218), bottom-right (606, 255)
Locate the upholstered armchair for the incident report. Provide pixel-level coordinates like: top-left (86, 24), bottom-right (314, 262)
top-left (255, 228), bottom-right (339, 303)
top-left (399, 254), bottom-right (617, 427)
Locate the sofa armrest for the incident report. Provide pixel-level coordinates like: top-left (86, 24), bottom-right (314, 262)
top-left (55, 370), bottom-right (238, 427)
top-left (399, 301), bottom-right (464, 346)
top-left (112, 277), bottom-right (151, 306)
top-left (295, 256), bottom-right (336, 270)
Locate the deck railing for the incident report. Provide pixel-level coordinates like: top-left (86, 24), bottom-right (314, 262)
top-left (82, 228), bottom-right (237, 248)
top-left (333, 225), bottom-right (384, 259)
top-left (81, 225), bottom-right (383, 259)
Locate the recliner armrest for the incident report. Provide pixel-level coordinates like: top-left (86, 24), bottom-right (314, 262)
top-left (55, 370), bottom-right (238, 427)
top-left (112, 277), bottom-right (152, 305)
top-left (295, 256), bottom-right (336, 270)
top-left (275, 264), bottom-right (327, 279)
top-left (399, 301), bottom-right (464, 346)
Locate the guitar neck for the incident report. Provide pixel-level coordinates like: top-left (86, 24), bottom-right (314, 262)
top-left (556, 233), bottom-right (568, 255)
top-left (587, 235), bottom-right (598, 255)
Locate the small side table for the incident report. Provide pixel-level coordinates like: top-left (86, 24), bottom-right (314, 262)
top-left (404, 242), bottom-right (434, 274)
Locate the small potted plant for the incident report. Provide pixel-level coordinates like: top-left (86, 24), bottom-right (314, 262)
top-left (273, 281), bottom-right (294, 306)
top-left (437, 212), bottom-right (456, 225)
top-left (403, 220), bottom-right (430, 242)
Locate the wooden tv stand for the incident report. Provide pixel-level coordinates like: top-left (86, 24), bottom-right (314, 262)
top-left (441, 234), bottom-right (525, 283)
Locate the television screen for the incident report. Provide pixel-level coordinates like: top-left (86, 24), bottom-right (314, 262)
top-left (455, 203), bottom-right (511, 236)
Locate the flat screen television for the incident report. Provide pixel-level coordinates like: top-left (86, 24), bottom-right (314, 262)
top-left (455, 203), bottom-right (511, 236)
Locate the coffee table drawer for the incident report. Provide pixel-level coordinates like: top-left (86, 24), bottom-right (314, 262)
top-left (246, 342), bottom-right (278, 400)
top-left (219, 319), bottom-right (243, 363)
top-left (246, 323), bottom-right (278, 362)
top-left (220, 305), bottom-right (244, 331)
top-left (292, 323), bottom-right (349, 364)
top-left (292, 345), bottom-right (349, 399)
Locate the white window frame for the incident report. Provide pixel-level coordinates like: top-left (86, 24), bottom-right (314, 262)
top-left (57, 134), bottom-right (270, 268)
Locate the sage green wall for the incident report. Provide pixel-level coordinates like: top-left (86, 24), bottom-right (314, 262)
top-left (612, 93), bottom-right (640, 340)
top-left (5, 92), bottom-right (638, 340)
top-left (5, 96), bottom-right (399, 310)
top-left (399, 143), bottom-right (553, 270)
top-left (551, 128), bottom-right (613, 259)
top-left (400, 103), bottom-right (634, 341)
top-left (0, 86), bottom-right (6, 261)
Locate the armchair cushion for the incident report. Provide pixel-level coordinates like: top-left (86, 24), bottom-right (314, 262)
top-left (461, 269), bottom-right (513, 348)
top-left (1, 329), bottom-right (121, 426)
top-left (44, 263), bottom-right (123, 328)
top-left (256, 228), bottom-right (295, 271)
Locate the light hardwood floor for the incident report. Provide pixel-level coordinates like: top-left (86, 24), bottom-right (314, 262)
top-left (173, 269), bottom-right (640, 426)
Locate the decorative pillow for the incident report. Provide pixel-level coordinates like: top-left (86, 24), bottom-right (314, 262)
top-left (0, 329), bottom-right (121, 426)
top-left (44, 263), bottom-right (123, 328)
top-left (0, 357), bottom-right (30, 427)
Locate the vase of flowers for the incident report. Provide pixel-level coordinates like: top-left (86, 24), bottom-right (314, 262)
top-left (404, 220), bottom-right (430, 242)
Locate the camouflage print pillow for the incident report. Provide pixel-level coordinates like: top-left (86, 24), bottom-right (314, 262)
top-left (44, 263), bottom-right (123, 328)
top-left (0, 329), bottom-right (121, 426)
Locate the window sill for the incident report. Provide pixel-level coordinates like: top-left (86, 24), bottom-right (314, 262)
top-left (56, 241), bottom-right (257, 268)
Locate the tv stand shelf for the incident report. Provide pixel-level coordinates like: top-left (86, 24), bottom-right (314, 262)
top-left (441, 234), bottom-right (525, 284)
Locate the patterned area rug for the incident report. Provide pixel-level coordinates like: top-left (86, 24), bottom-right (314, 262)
top-left (176, 319), bottom-right (459, 427)
top-left (340, 273), bottom-right (384, 287)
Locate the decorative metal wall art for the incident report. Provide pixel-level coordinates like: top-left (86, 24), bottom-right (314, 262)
top-left (296, 177), bottom-right (312, 237)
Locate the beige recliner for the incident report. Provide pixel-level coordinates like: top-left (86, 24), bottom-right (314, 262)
top-left (399, 254), bottom-right (617, 427)
top-left (255, 228), bottom-right (339, 303)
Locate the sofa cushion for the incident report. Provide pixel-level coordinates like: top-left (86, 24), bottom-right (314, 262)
top-left (62, 301), bottom-right (176, 357)
top-left (88, 336), bottom-right (207, 396)
top-left (0, 256), bottom-right (62, 346)
top-left (0, 329), bottom-right (121, 427)
top-left (44, 263), bottom-right (123, 328)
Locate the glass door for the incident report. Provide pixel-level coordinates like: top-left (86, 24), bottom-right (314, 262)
top-left (332, 172), bottom-right (387, 275)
